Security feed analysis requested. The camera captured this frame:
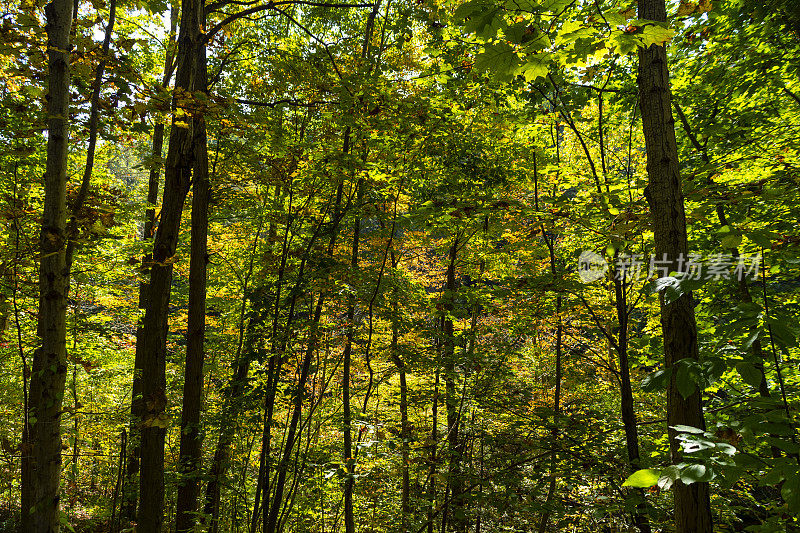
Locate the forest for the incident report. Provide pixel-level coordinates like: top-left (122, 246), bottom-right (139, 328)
top-left (0, 0), bottom-right (799, 531)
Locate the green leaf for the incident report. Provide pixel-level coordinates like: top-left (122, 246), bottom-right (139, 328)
top-left (641, 368), bottom-right (670, 392)
top-left (622, 468), bottom-right (661, 488)
top-left (503, 22), bottom-right (527, 44)
top-left (761, 466), bottom-right (786, 486)
top-left (720, 233), bottom-right (742, 249)
top-left (765, 436), bottom-right (800, 454)
top-left (671, 425), bottom-right (705, 434)
top-left (675, 363), bottom-right (697, 399)
top-left (766, 318), bottom-right (797, 349)
top-left (735, 361), bottom-right (763, 388)
top-left (145, 0), bottom-right (169, 13)
top-left (781, 470), bottom-right (800, 514)
top-left (506, 0), bottom-right (571, 12)
top-left (640, 23), bottom-right (675, 46)
top-left (459, 2), bottom-right (506, 38)
top-left (742, 330), bottom-right (761, 351)
top-left (648, 274), bottom-right (706, 305)
top-left (704, 356), bottom-right (727, 381)
top-left (649, 276), bottom-right (681, 304)
top-left (718, 466), bottom-right (744, 489)
top-left (680, 464), bottom-right (713, 484)
top-left (758, 422), bottom-right (795, 436)
top-left (746, 230), bottom-right (777, 248)
top-left (611, 32), bottom-right (639, 55)
top-left (518, 56), bottom-right (549, 81)
top-left (658, 465), bottom-right (680, 490)
top-left (474, 42), bottom-right (519, 82)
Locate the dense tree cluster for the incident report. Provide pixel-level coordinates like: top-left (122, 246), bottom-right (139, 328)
top-left (0, 0), bottom-right (798, 532)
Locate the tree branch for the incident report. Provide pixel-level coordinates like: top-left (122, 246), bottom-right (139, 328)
top-left (673, 101), bottom-right (708, 160)
top-left (203, 1), bottom-right (375, 43)
top-left (234, 98), bottom-right (335, 108)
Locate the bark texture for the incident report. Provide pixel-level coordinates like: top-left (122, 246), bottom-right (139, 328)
top-left (175, 37), bottom-right (209, 532)
top-left (342, 179), bottom-right (363, 533)
top-left (125, 7), bottom-right (178, 520)
top-left (23, 1), bottom-right (73, 531)
top-left (613, 276), bottom-right (652, 533)
top-left (440, 238), bottom-right (466, 533)
top-left (137, 0), bottom-right (204, 529)
top-left (637, 0), bottom-right (713, 530)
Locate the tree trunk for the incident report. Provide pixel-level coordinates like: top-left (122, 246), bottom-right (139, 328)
top-left (205, 186), bottom-right (280, 532)
top-left (426, 369), bottom-right (439, 533)
top-left (440, 237), bottom-right (466, 533)
top-left (265, 292), bottom-right (326, 533)
top-left (175, 37), bottom-right (209, 532)
top-left (390, 250), bottom-right (410, 532)
top-left (342, 178), bottom-right (364, 533)
top-left (263, 170), bottom-right (346, 533)
top-left (637, 0), bottom-right (713, 530)
top-left (137, 0), bottom-right (204, 529)
top-left (125, 5), bottom-right (178, 521)
top-left (537, 212), bottom-right (561, 533)
top-left (612, 275), bottom-right (652, 533)
top-left (341, 5), bottom-right (381, 526)
top-left (258, 217), bottom-right (321, 533)
top-left (22, 1), bottom-right (73, 530)
top-left (537, 298), bottom-right (561, 533)
top-left (205, 324), bottom-right (254, 532)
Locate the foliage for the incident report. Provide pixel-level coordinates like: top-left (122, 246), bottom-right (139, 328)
top-left (0, 0), bottom-right (798, 531)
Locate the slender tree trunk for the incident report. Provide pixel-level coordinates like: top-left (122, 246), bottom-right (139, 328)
top-left (0, 265), bottom-right (10, 341)
top-left (390, 251), bottom-right (410, 531)
top-left (259, 187), bottom-right (332, 533)
top-left (251, 209), bottom-right (296, 533)
top-left (206, 321), bottom-right (256, 533)
top-left (22, 2), bottom-right (73, 531)
top-left (13, 168), bottom-right (32, 531)
top-left (537, 299), bottom-right (561, 533)
top-left (137, 0), bottom-right (204, 529)
top-left (612, 275), bottom-right (652, 533)
top-left (265, 293), bottom-right (326, 533)
top-left (673, 102), bottom-right (774, 405)
top-left (637, 0), bottom-right (713, 530)
top-left (262, 173), bottom-right (344, 533)
top-left (125, 6), bottom-right (178, 521)
top-left (175, 38), bottom-right (209, 532)
top-left (475, 428), bottom-right (484, 533)
top-left (441, 237), bottom-right (466, 533)
top-left (601, 92), bottom-right (650, 530)
top-left (342, 178), bottom-right (364, 533)
top-left (341, 5), bottom-right (381, 527)
top-left (258, 228), bottom-right (304, 533)
top-left (110, 430), bottom-right (126, 533)
top-left (427, 369), bottom-right (439, 533)
top-left (537, 221), bottom-right (561, 533)
top-left (208, 186), bottom-right (281, 532)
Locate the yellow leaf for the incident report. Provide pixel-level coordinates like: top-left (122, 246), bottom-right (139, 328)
top-left (676, 1), bottom-right (696, 16)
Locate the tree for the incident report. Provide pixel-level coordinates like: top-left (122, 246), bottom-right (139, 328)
top-left (124, 6), bottom-right (178, 521)
top-left (137, 0), bottom-right (205, 529)
top-left (636, 0), bottom-right (713, 530)
top-left (2, 0), bottom-right (799, 531)
top-left (22, 2), bottom-right (73, 531)
top-left (174, 34), bottom-right (210, 533)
